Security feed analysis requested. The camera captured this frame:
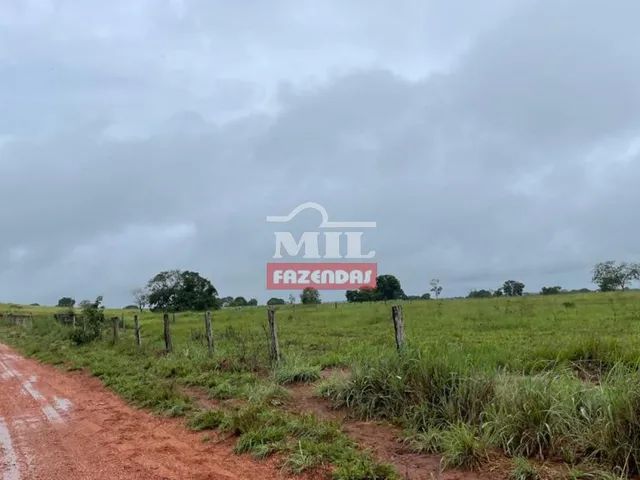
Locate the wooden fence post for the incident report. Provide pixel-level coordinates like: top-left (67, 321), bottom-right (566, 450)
top-left (112, 316), bottom-right (119, 343)
top-left (134, 314), bottom-right (141, 349)
top-left (267, 308), bottom-right (281, 363)
top-left (204, 311), bottom-right (213, 356)
top-left (391, 305), bottom-right (405, 352)
top-left (163, 313), bottom-right (173, 353)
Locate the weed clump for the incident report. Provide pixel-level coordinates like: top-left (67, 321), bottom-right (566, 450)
top-left (187, 409), bottom-right (227, 431)
top-left (440, 423), bottom-right (488, 471)
top-left (509, 457), bottom-right (540, 480)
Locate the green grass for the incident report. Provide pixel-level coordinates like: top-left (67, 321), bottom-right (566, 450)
top-left (439, 423), bottom-right (488, 470)
top-left (187, 409), bottom-right (227, 431)
top-left (274, 355), bottom-right (322, 384)
top-left (509, 457), bottom-right (540, 480)
top-left (3, 291), bottom-right (640, 476)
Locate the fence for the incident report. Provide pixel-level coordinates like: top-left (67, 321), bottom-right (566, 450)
top-left (2, 305), bottom-right (408, 361)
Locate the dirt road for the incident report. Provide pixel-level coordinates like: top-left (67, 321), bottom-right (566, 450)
top-left (0, 343), bottom-right (294, 480)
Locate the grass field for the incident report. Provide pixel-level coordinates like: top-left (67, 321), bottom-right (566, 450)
top-left (2, 292), bottom-right (640, 479)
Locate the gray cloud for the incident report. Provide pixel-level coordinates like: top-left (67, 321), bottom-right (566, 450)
top-left (1, 0), bottom-right (639, 305)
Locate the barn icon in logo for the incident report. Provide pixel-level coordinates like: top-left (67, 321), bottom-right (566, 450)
top-left (266, 202), bottom-right (377, 290)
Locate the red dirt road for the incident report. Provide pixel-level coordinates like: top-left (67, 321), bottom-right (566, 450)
top-left (0, 343), bottom-right (295, 480)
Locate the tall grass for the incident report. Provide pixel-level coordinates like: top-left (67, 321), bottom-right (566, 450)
top-left (324, 348), bottom-right (640, 475)
top-left (322, 348), bottom-right (494, 429)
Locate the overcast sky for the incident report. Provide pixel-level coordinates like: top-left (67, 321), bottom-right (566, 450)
top-left (1, 0), bottom-right (639, 306)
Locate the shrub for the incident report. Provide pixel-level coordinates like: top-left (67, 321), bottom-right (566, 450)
top-left (70, 296), bottom-right (105, 345)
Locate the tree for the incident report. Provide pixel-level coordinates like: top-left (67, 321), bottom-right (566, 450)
top-left (346, 286), bottom-right (377, 303)
top-left (541, 286), bottom-right (563, 295)
top-left (503, 280), bottom-right (525, 297)
top-left (300, 287), bottom-right (321, 304)
top-left (420, 293), bottom-right (431, 300)
top-left (467, 289), bottom-right (493, 299)
top-left (247, 298), bottom-right (258, 306)
top-left (493, 288), bottom-right (504, 297)
top-left (267, 297), bottom-right (286, 306)
top-left (145, 270), bottom-right (219, 311)
top-left (230, 297), bottom-right (248, 307)
top-left (376, 275), bottom-right (405, 301)
top-left (131, 288), bottom-right (148, 311)
top-left (346, 276), bottom-right (406, 303)
top-left (288, 294), bottom-right (296, 305)
top-left (592, 261), bottom-right (640, 292)
top-left (430, 279), bottom-right (443, 299)
top-left (220, 296), bottom-right (234, 307)
top-left (57, 297), bottom-right (75, 308)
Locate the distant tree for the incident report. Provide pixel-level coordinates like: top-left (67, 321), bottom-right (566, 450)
top-left (592, 261), bottom-right (640, 292)
top-left (267, 297), bottom-right (286, 306)
top-left (402, 293), bottom-right (431, 301)
top-left (30, 303), bottom-right (40, 306)
top-left (146, 270), bottom-right (219, 311)
top-left (541, 286), bottom-right (563, 295)
top-left (57, 297), bottom-right (75, 308)
top-left (346, 277), bottom-right (406, 303)
top-left (220, 296), bottom-right (234, 307)
top-left (503, 280), bottom-right (525, 297)
top-left (430, 279), bottom-right (443, 299)
top-left (376, 275), bottom-right (405, 301)
top-left (300, 287), bottom-right (321, 305)
top-left (346, 286), bottom-right (377, 303)
top-left (230, 297), bottom-right (248, 307)
top-left (493, 288), bottom-right (504, 297)
top-left (123, 305), bottom-right (139, 310)
top-left (467, 289), bottom-right (493, 299)
top-left (288, 294), bottom-right (296, 305)
top-left (131, 288), bottom-right (148, 311)
top-left (569, 288), bottom-right (592, 294)
top-left (247, 298), bottom-right (258, 306)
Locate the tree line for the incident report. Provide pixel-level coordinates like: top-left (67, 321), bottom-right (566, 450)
top-left (56, 260), bottom-right (640, 311)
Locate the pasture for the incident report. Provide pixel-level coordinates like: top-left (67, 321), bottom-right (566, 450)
top-left (2, 291), bottom-right (640, 479)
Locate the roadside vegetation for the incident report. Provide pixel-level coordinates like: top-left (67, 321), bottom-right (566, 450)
top-left (3, 291), bottom-right (640, 478)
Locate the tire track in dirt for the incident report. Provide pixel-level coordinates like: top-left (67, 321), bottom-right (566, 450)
top-left (0, 416), bottom-right (20, 480)
top-left (0, 343), bottom-right (306, 480)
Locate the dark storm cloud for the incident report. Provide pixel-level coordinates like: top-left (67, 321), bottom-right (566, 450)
top-left (0, 0), bottom-right (639, 305)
